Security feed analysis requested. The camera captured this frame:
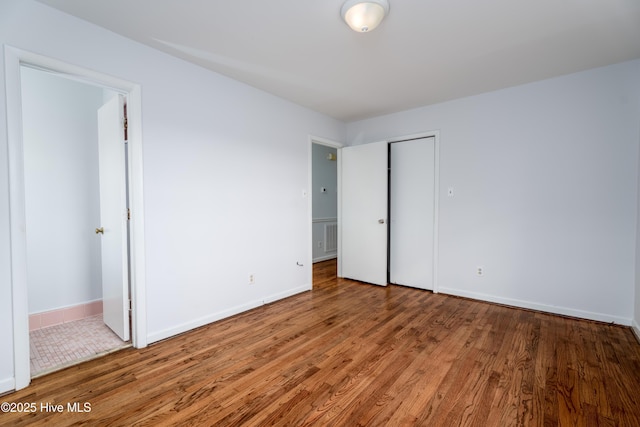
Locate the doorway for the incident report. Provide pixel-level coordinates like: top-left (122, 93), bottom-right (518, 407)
top-left (309, 137), bottom-right (342, 288)
top-left (20, 66), bottom-right (131, 377)
top-left (5, 47), bottom-right (147, 390)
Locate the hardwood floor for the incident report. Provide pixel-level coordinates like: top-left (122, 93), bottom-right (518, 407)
top-left (2, 259), bottom-right (640, 426)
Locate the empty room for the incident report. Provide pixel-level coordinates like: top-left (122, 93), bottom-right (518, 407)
top-left (1, 0), bottom-right (640, 425)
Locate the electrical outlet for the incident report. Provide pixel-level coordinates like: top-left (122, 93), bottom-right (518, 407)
top-left (248, 273), bottom-right (255, 285)
top-left (476, 266), bottom-right (484, 276)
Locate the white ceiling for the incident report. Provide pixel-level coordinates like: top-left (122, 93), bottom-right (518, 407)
top-left (36, 0), bottom-right (640, 122)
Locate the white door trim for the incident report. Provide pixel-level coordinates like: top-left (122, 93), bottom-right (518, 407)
top-left (308, 136), bottom-right (343, 284)
top-left (4, 46), bottom-right (147, 391)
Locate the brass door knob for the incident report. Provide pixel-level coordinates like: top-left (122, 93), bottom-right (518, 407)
top-left (95, 227), bottom-right (104, 234)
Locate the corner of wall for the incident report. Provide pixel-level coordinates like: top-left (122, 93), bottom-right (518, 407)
top-left (634, 69), bottom-right (640, 340)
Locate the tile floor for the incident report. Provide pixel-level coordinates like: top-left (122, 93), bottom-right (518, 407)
top-left (30, 315), bottom-right (129, 377)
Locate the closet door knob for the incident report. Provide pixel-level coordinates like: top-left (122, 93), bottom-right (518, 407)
top-left (378, 219), bottom-right (385, 224)
top-left (95, 227), bottom-right (104, 234)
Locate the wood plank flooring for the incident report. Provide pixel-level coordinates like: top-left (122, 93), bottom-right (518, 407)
top-left (2, 259), bottom-right (640, 426)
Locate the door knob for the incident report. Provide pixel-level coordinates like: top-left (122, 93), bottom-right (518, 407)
top-left (95, 227), bottom-right (104, 234)
top-left (378, 219), bottom-right (385, 224)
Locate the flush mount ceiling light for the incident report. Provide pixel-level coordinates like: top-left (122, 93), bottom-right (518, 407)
top-left (341, 0), bottom-right (390, 33)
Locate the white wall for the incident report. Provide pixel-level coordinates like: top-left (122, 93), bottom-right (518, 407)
top-left (0, 0), bottom-right (345, 393)
top-left (347, 60), bottom-right (640, 324)
top-left (21, 67), bottom-right (104, 314)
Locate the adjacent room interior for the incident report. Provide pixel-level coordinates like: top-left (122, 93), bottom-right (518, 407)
top-left (20, 66), bottom-right (131, 377)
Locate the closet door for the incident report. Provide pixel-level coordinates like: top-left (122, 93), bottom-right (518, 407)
top-left (390, 137), bottom-right (435, 290)
top-left (340, 141), bottom-right (388, 286)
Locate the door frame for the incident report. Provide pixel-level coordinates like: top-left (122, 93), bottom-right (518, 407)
top-left (4, 46), bottom-right (147, 391)
top-left (308, 135), bottom-right (343, 285)
top-left (337, 131), bottom-right (440, 292)
top-left (387, 131), bottom-right (440, 293)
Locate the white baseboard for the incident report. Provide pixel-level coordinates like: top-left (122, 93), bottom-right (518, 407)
top-left (438, 287), bottom-right (632, 326)
top-left (262, 285), bottom-right (310, 305)
top-left (313, 255), bottom-right (337, 263)
top-left (147, 285), bottom-right (311, 344)
top-left (632, 319), bottom-right (640, 343)
top-left (0, 377), bottom-right (15, 395)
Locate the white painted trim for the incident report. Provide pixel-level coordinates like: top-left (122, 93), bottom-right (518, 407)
top-left (439, 286), bottom-right (633, 326)
top-left (632, 319), bottom-right (640, 343)
top-left (310, 136), bottom-right (344, 149)
top-left (4, 46), bottom-right (147, 391)
top-left (127, 84), bottom-right (148, 349)
top-left (337, 150), bottom-right (343, 278)
top-left (309, 136), bottom-right (344, 284)
top-left (263, 285), bottom-right (310, 304)
top-left (312, 217), bottom-right (338, 223)
top-left (432, 133), bottom-right (440, 294)
top-left (147, 286), bottom-right (310, 344)
top-left (5, 45), bottom-right (30, 392)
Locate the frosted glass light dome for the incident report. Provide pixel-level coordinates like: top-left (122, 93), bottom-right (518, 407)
top-left (341, 0), bottom-right (390, 33)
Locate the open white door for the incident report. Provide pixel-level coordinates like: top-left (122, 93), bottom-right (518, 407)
top-left (97, 95), bottom-right (130, 341)
top-left (390, 137), bottom-right (435, 290)
top-left (340, 141), bottom-right (388, 286)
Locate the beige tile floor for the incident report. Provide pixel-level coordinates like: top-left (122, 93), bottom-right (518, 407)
top-left (30, 315), bottom-right (129, 377)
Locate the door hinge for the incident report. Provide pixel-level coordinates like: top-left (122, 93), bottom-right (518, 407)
top-left (127, 208), bottom-right (131, 220)
top-left (129, 299), bottom-right (132, 311)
